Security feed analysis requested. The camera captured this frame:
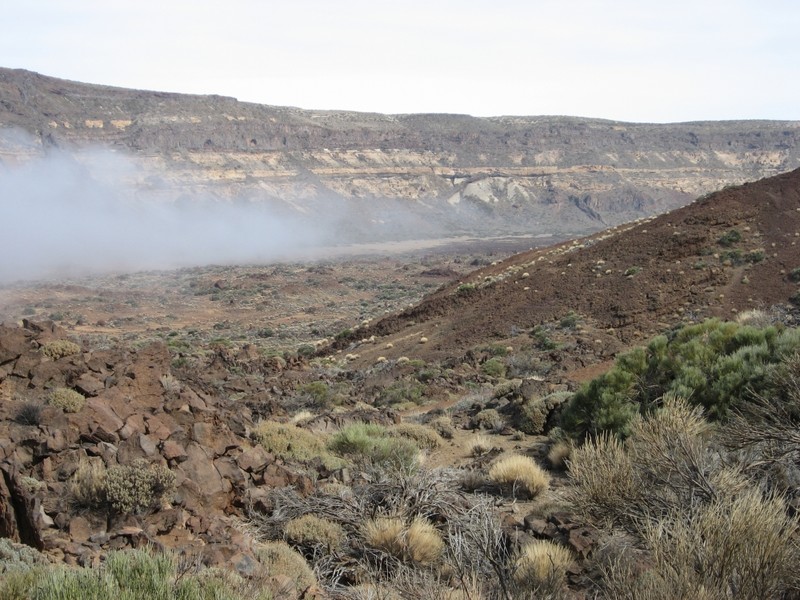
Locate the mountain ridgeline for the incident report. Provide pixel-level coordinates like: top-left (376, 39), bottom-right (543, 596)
top-left (1, 67), bottom-right (800, 240)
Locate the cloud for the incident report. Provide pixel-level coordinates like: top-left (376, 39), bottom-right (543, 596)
top-left (0, 147), bottom-right (326, 282)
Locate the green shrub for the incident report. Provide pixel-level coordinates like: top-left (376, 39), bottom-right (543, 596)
top-left (515, 392), bottom-right (572, 435)
top-left (328, 423), bottom-right (420, 471)
top-left (789, 267), bottom-right (800, 282)
top-left (376, 381), bottom-right (424, 407)
top-left (559, 311), bottom-right (580, 328)
top-left (33, 567), bottom-right (117, 600)
top-left (481, 358), bottom-right (507, 379)
top-left (532, 326), bottom-right (557, 350)
top-left (0, 538), bottom-right (49, 574)
top-left (104, 460), bottom-right (175, 514)
top-left (717, 229), bottom-right (742, 247)
top-left (48, 388), bottom-right (85, 413)
top-left (456, 283), bottom-right (476, 296)
top-left (41, 339), bottom-right (81, 360)
top-left (297, 381), bottom-right (331, 408)
top-left (560, 319), bottom-right (800, 440)
top-left (5, 548), bottom-right (272, 600)
top-left (104, 548), bottom-right (174, 598)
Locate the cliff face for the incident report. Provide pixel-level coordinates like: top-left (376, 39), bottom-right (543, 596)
top-left (2, 67), bottom-right (800, 238)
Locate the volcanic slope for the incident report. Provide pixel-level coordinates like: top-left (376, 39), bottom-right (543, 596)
top-left (343, 167), bottom-right (800, 364)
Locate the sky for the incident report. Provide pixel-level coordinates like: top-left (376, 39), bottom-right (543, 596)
top-left (1, 0), bottom-right (799, 123)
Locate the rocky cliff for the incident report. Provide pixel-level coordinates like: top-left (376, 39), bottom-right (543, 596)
top-left (2, 67), bottom-right (800, 239)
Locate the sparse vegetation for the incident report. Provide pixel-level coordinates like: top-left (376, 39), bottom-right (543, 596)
top-left (47, 388), bottom-right (85, 413)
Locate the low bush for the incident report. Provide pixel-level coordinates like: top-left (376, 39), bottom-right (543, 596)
top-left (328, 423), bottom-right (420, 472)
top-left (376, 381), bottom-right (425, 407)
top-left (560, 319), bottom-right (800, 440)
top-left (40, 339), bottom-right (81, 360)
top-left (481, 358), bottom-right (507, 379)
top-left (256, 541), bottom-right (317, 594)
top-left (15, 548), bottom-right (274, 600)
top-left (717, 229), bottom-right (742, 247)
top-left (104, 459), bottom-right (175, 514)
top-left (251, 420), bottom-right (341, 468)
top-left (514, 391), bottom-right (571, 435)
top-left (471, 408), bottom-right (505, 431)
top-left (48, 388), bottom-right (85, 413)
top-left (285, 514), bottom-right (345, 549)
top-left (0, 538), bottom-right (49, 574)
top-left (427, 415), bottom-right (455, 439)
top-left (389, 423), bottom-right (442, 450)
top-left (488, 455), bottom-right (550, 499)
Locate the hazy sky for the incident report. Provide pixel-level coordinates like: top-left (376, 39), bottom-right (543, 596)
top-left (2, 0), bottom-right (799, 122)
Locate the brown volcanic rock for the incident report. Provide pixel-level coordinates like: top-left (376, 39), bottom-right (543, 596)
top-left (350, 168), bottom-right (800, 362)
top-left (0, 320), bottom-right (282, 571)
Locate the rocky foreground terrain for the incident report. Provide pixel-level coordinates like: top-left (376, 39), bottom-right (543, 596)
top-left (0, 168), bottom-right (799, 598)
top-left (2, 67), bottom-right (800, 239)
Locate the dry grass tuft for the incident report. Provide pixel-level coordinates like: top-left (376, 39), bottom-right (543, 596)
top-left (284, 514), bottom-right (344, 548)
top-left (547, 440), bottom-right (572, 470)
top-left (514, 540), bottom-right (574, 586)
top-left (363, 517), bottom-right (406, 558)
top-left (69, 457), bottom-right (107, 508)
top-left (405, 517), bottom-right (444, 564)
top-left (466, 435), bottom-right (494, 457)
top-left (488, 455), bottom-right (551, 498)
top-left (362, 516), bottom-right (443, 565)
